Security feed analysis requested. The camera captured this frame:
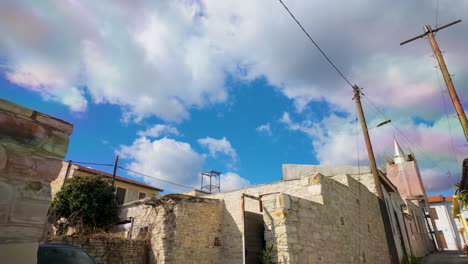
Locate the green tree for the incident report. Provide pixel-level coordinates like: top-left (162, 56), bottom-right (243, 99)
top-left (48, 175), bottom-right (119, 233)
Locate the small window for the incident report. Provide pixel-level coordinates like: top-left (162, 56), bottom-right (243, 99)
top-left (430, 208), bottom-right (438, 220)
top-left (116, 187), bottom-right (126, 205)
top-left (138, 192), bottom-right (146, 199)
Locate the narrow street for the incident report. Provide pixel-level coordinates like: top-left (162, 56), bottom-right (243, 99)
top-left (422, 251), bottom-right (468, 264)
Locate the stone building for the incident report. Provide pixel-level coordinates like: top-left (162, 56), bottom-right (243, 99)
top-left (0, 99), bottom-right (73, 263)
top-left (51, 161), bottom-right (163, 204)
top-left (120, 164), bottom-right (435, 264)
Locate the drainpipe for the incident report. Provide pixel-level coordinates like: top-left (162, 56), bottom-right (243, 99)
top-left (241, 195), bottom-right (245, 264)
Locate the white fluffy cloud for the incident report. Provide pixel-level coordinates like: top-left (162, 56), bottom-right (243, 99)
top-left (118, 137), bottom-right (204, 192)
top-left (118, 136), bottom-right (249, 193)
top-left (221, 172), bottom-right (251, 192)
top-left (137, 124), bottom-right (179, 138)
top-left (3, 0), bottom-right (467, 122)
top-left (256, 123), bottom-right (272, 135)
top-left (197, 137), bottom-right (238, 161)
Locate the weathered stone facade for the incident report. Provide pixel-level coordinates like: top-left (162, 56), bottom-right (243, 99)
top-left (48, 236), bottom-right (146, 264)
top-left (120, 194), bottom-right (223, 264)
top-left (121, 164), bottom-right (435, 264)
top-left (0, 99), bottom-right (73, 263)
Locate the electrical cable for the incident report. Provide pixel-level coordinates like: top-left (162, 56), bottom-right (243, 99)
top-left (117, 166), bottom-right (196, 191)
top-left (72, 161), bottom-right (114, 167)
top-left (361, 93), bottom-right (449, 175)
top-left (276, 0), bottom-right (354, 87)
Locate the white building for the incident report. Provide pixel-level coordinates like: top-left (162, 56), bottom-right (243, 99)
top-left (428, 195), bottom-right (466, 250)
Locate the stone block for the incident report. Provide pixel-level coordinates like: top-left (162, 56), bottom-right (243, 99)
top-left (10, 199), bottom-right (50, 225)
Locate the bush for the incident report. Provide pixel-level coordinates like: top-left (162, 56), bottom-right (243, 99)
top-left (259, 244), bottom-right (276, 264)
top-left (48, 175), bottom-right (119, 233)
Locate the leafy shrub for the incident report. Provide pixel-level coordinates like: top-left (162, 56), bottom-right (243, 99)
top-left (48, 175), bottom-right (119, 233)
top-left (259, 243), bottom-right (276, 264)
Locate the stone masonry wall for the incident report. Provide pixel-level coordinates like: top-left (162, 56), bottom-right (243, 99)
top-left (49, 236), bottom-right (146, 264)
top-left (261, 174), bottom-right (390, 264)
top-left (0, 99), bottom-right (73, 263)
top-left (120, 195), bottom-right (223, 264)
top-left (200, 166), bottom-right (392, 264)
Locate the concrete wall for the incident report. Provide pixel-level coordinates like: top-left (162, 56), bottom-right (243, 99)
top-left (0, 99), bottom-right (73, 263)
top-left (48, 236), bottom-right (146, 264)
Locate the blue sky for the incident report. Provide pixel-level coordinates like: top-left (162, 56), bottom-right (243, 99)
top-left (1, 0), bottom-right (468, 196)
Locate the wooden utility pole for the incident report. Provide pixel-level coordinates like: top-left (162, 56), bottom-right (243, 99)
top-left (112, 155), bottom-right (119, 187)
top-left (401, 19), bottom-right (468, 142)
top-left (353, 85), bottom-right (399, 264)
top-left (353, 85), bottom-right (384, 200)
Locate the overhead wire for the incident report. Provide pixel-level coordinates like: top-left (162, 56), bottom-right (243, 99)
top-left (276, 0), bottom-right (354, 87)
top-left (69, 160), bottom-right (196, 191)
top-left (278, 0), bottom-right (451, 179)
top-left (361, 93), bottom-right (450, 175)
top-left (117, 166), bottom-right (196, 191)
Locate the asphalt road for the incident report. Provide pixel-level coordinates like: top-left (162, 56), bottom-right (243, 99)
top-left (422, 250), bottom-right (468, 264)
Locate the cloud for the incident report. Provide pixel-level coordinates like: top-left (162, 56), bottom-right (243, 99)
top-left (256, 123), bottom-right (272, 135)
top-left (118, 137), bottom-right (204, 192)
top-left (137, 124), bottom-right (179, 138)
top-left (281, 111), bottom-right (466, 193)
top-left (221, 172), bottom-right (251, 192)
top-left (197, 137), bottom-right (238, 161)
top-left (279, 112), bottom-right (323, 138)
top-left (118, 136), bottom-right (249, 193)
top-left (4, 0), bottom-right (468, 123)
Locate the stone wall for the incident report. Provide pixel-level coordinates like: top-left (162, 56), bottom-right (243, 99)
top-left (48, 236), bottom-right (146, 264)
top-left (120, 194), bottom-right (223, 264)
top-left (200, 165), bottom-right (392, 264)
top-left (0, 99), bottom-right (73, 263)
top-left (261, 174), bottom-right (390, 264)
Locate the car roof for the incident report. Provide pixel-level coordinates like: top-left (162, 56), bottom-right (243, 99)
top-left (39, 243), bottom-right (84, 249)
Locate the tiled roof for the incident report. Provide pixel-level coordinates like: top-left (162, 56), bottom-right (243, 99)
top-left (427, 195), bottom-right (453, 203)
top-left (74, 164), bottom-right (163, 192)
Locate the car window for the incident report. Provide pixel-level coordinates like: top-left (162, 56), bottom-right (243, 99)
top-left (38, 246), bottom-right (96, 264)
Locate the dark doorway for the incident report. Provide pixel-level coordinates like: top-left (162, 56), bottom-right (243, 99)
top-left (245, 211), bottom-right (265, 264)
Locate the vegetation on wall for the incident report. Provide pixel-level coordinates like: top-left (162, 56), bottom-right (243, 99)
top-left (48, 175), bottom-right (119, 234)
top-left (259, 243), bottom-right (276, 264)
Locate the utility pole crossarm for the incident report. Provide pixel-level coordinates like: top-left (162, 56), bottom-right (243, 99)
top-left (400, 19), bottom-right (462, 46)
top-left (400, 19), bottom-right (468, 142)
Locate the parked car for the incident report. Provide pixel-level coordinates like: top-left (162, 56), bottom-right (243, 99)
top-left (37, 243), bottom-right (98, 264)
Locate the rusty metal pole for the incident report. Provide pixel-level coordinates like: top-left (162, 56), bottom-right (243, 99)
top-left (425, 25), bottom-right (468, 141)
top-left (241, 194), bottom-right (246, 264)
top-left (353, 85), bottom-right (384, 200)
top-left (112, 155), bottom-right (119, 187)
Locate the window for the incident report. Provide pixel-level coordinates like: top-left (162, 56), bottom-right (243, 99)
top-left (138, 192), bottom-right (146, 199)
top-left (116, 187), bottom-right (126, 205)
top-left (430, 208), bottom-right (439, 220)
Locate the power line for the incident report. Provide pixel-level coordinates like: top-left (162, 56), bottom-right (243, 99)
top-left (72, 161), bottom-right (114, 167)
top-left (117, 166), bottom-right (196, 191)
top-left (361, 93), bottom-right (449, 174)
top-left (276, 0), bottom-right (353, 87)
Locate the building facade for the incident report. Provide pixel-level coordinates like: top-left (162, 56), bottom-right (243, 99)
top-left (51, 161), bottom-right (163, 205)
top-left (428, 195), bottom-right (465, 250)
